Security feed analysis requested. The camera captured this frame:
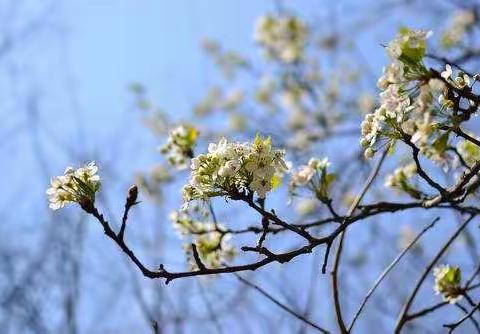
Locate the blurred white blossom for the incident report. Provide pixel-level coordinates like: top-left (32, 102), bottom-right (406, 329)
top-left (160, 125), bottom-right (198, 170)
top-left (255, 14), bottom-right (308, 63)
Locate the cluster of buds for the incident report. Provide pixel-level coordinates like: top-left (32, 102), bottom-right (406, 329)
top-left (160, 125), bottom-right (198, 170)
top-left (46, 162), bottom-right (101, 211)
top-left (386, 28), bottom-right (431, 65)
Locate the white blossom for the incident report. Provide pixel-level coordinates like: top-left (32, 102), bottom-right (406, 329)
top-left (441, 64), bottom-right (453, 80)
top-left (289, 157), bottom-right (334, 200)
top-left (183, 134), bottom-right (288, 201)
top-left (386, 28), bottom-right (431, 61)
top-left (433, 265), bottom-right (463, 304)
top-left (384, 164), bottom-right (418, 197)
top-left (377, 62), bottom-right (405, 90)
top-left (254, 14), bottom-right (308, 63)
top-left (442, 10), bottom-right (475, 48)
top-left (360, 28), bottom-right (445, 160)
top-left (160, 125), bottom-right (198, 170)
top-left (46, 162), bottom-right (101, 210)
top-left (291, 165), bottom-right (315, 186)
top-left (170, 209), bottom-right (236, 269)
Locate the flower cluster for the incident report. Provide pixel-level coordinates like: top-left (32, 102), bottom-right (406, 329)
top-left (386, 28), bottom-right (431, 65)
top-left (170, 207), bottom-right (211, 236)
top-left (46, 162), bottom-right (101, 210)
top-left (442, 9), bottom-right (475, 49)
top-left (360, 28), bottom-right (454, 161)
top-left (440, 64), bottom-right (473, 92)
top-left (183, 134), bottom-right (288, 203)
top-left (289, 158), bottom-right (333, 201)
top-left (160, 125), bottom-right (198, 169)
top-left (170, 209), bottom-right (235, 269)
top-left (254, 14), bottom-right (308, 63)
top-left (433, 265), bottom-right (463, 304)
top-left (384, 163), bottom-right (421, 198)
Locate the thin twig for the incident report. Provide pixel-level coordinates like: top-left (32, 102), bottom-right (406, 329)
top-left (394, 214), bottom-right (476, 333)
top-left (348, 217), bottom-right (439, 332)
top-left (331, 149), bottom-right (388, 333)
top-left (233, 273), bottom-right (330, 333)
top-left (445, 303), bottom-right (480, 332)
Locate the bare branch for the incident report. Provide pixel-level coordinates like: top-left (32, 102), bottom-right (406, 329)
top-left (233, 273), bottom-right (330, 333)
top-left (394, 214), bottom-right (477, 333)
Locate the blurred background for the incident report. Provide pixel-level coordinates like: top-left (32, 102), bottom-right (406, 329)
top-left (2, 0), bottom-right (480, 333)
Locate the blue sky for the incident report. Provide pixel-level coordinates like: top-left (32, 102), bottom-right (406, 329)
top-left (1, 0), bottom-right (475, 333)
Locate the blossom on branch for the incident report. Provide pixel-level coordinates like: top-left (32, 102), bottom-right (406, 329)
top-left (170, 208), bottom-right (236, 269)
top-left (433, 265), bottom-right (463, 304)
top-left (386, 28), bottom-right (431, 64)
top-left (182, 134), bottom-right (288, 203)
top-left (254, 14), bottom-right (308, 63)
top-left (384, 163), bottom-right (421, 198)
top-left (160, 124), bottom-right (198, 170)
top-left (442, 9), bottom-right (475, 49)
top-left (46, 162), bottom-right (101, 210)
top-left (360, 27), bottom-right (458, 165)
top-left (289, 158), bottom-right (334, 202)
